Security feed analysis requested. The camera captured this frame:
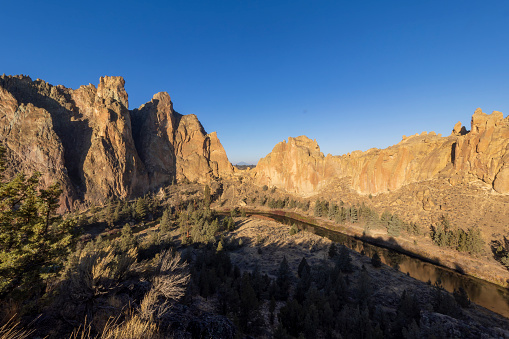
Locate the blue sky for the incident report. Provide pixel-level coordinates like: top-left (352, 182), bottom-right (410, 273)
top-left (2, 1), bottom-right (509, 164)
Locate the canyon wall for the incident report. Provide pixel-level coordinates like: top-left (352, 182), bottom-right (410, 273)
top-left (0, 75), bottom-right (234, 209)
top-left (254, 109), bottom-right (509, 196)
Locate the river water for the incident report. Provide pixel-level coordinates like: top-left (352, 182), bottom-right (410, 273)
top-left (247, 211), bottom-right (509, 318)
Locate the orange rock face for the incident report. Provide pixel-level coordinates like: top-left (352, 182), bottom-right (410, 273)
top-left (453, 109), bottom-right (509, 193)
top-left (131, 92), bottom-right (234, 187)
top-left (254, 136), bottom-right (331, 194)
top-left (254, 109), bottom-right (509, 196)
top-left (0, 75), bottom-right (233, 209)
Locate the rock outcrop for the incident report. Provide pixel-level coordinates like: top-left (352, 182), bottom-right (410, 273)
top-left (254, 136), bottom-right (330, 195)
top-left (453, 109), bottom-right (509, 193)
top-left (0, 75), bottom-right (233, 209)
top-left (254, 109), bottom-right (509, 196)
top-left (131, 91), bottom-right (234, 188)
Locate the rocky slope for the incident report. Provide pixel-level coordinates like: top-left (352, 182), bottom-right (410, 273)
top-left (252, 109), bottom-right (509, 236)
top-left (0, 75), bottom-right (233, 210)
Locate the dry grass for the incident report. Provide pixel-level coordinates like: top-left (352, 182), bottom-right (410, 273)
top-left (0, 316), bottom-right (33, 339)
top-left (139, 250), bottom-right (190, 321)
top-left (63, 246), bottom-right (189, 337)
top-left (64, 246), bottom-right (138, 302)
top-left (70, 312), bottom-right (158, 339)
top-left (100, 314), bottom-right (158, 339)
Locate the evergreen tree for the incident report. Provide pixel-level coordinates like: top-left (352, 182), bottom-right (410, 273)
top-left (276, 256), bottom-right (291, 300)
top-left (336, 245), bottom-right (354, 273)
top-left (328, 243), bottom-right (338, 258)
top-left (204, 184), bottom-right (211, 208)
top-left (207, 218), bottom-right (219, 239)
top-left (358, 267), bottom-right (372, 304)
top-left (314, 199), bottom-right (322, 217)
top-left (457, 228), bottom-right (469, 252)
top-left (278, 298), bottom-right (303, 337)
top-left (387, 215), bottom-right (401, 237)
top-left (113, 200), bottom-right (122, 223)
top-left (380, 210), bottom-right (391, 228)
top-left (105, 200), bottom-right (115, 227)
top-left (297, 256), bottom-right (310, 278)
top-left (0, 145), bottom-right (75, 294)
top-left (349, 206), bottom-right (359, 223)
top-left (328, 203), bottom-right (337, 220)
top-left (160, 208), bottom-right (171, 233)
top-left (227, 216), bottom-right (235, 231)
top-left (216, 240), bottom-right (224, 252)
top-left (453, 287), bottom-right (470, 308)
top-left (239, 272), bottom-right (260, 332)
top-left (119, 224), bottom-right (137, 252)
top-left (371, 251), bottom-right (382, 268)
top-left (120, 200), bottom-right (130, 220)
top-left (89, 204), bottom-right (98, 223)
top-left (395, 290), bottom-right (421, 336)
top-left (269, 296), bottom-right (276, 325)
top-left (466, 226), bottom-right (484, 255)
top-left (135, 197), bottom-right (148, 220)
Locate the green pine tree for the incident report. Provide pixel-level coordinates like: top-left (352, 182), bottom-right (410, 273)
top-left (371, 251), bottom-right (382, 268)
top-left (135, 197), bottom-right (148, 220)
top-left (160, 208), bottom-right (171, 233)
top-left (113, 200), bottom-right (122, 223)
top-left (105, 200), bottom-right (115, 227)
top-left (119, 224), bottom-right (137, 252)
top-left (0, 146), bottom-right (75, 294)
top-left (204, 184), bottom-right (211, 208)
top-left (276, 256), bottom-right (291, 300)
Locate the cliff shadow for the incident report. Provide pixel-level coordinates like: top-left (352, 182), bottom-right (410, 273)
top-left (451, 142), bottom-right (456, 164)
top-left (130, 99), bottom-right (178, 189)
top-left (0, 77), bottom-right (93, 201)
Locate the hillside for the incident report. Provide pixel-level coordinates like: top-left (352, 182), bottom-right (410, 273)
top-left (252, 110), bottom-right (509, 239)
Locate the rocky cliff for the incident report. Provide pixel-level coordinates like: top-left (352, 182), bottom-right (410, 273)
top-left (254, 109), bottom-right (509, 197)
top-left (0, 75), bottom-right (234, 209)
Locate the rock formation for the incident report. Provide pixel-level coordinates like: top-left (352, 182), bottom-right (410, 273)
top-left (254, 136), bottom-right (330, 195)
top-left (0, 75), bottom-right (234, 210)
top-left (131, 92), bottom-right (234, 187)
top-left (254, 109), bottom-right (509, 196)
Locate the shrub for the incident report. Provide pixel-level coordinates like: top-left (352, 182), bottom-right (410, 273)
top-left (139, 250), bottom-right (190, 320)
top-left (453, 287), bottom-right (470, 308)
top-left (371, 252), bottom-right (382, 268)
top-left (289, 224), bottom-right (299, 235)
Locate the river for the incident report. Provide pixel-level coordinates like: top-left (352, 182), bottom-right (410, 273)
top-left (239, 210), bottom-right (509, 318)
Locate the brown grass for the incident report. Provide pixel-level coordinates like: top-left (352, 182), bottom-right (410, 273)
top-left (139, 250), bottom-right (190, 321)
top-left (70, 312), bottom-right (158, 339)
top-left (0, 316), bottom-right (34, 339)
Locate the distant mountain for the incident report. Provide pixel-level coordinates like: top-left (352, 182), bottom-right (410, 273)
top-left (236, 161), bottom-right (254, 166)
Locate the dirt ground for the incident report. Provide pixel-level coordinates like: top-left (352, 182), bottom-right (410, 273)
top-left (225, 216), bottom-right (334, 278)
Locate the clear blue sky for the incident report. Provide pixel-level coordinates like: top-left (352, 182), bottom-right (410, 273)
top-left (2, 1), bottom-right (508, 164)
